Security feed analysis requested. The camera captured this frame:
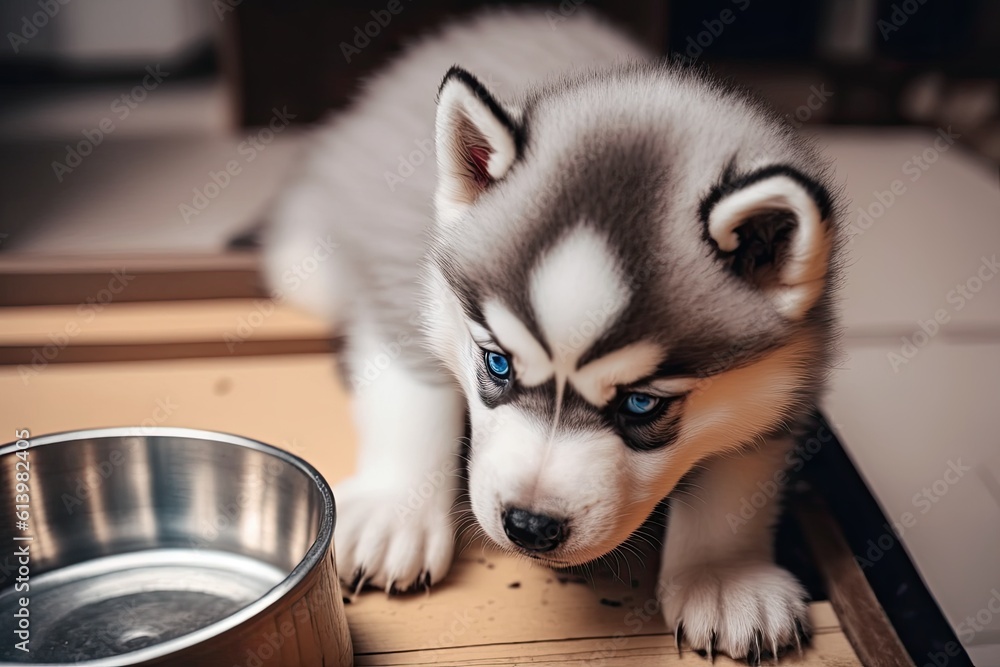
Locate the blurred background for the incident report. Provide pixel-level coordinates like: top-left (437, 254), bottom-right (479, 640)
top-left (0, 2), bottom-right (998, 666)
top-left (0, 0), bottom-right (997, 260)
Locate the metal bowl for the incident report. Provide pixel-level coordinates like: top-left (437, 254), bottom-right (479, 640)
top-left (0, 427), bottom-right (352, 666)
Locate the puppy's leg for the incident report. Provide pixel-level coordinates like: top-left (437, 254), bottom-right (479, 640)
top-left (659, 436), bottom-right (809, 663)
top-left (335, 330), bottom-right (464, 593)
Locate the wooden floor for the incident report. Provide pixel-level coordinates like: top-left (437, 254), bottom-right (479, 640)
top-left (0, 300), bottom-right (863, 665)
top-left (347, 547), bottom-right (855, 666)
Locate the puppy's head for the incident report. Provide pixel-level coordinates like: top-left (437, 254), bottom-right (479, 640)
top-left (423, 66), bottom-right (840, 566)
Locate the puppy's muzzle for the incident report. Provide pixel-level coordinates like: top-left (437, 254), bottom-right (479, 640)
top-left (502, 507), bottom-right (566, 552)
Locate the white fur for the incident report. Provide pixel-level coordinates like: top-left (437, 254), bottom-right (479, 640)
top-left (660, 436), bottom-right (809, 658)
top-left (265, 9), bottom-right (837, 661)
top-left (262, 181), bottom-right (354, 325)
top-left (263, 9), bottom-right (644, 324)
top-left (480, 226), bottom-right (660, 405)
top-left (644, 377), bottom-right (700, 395)
top-left (707, 175), bottom-right (830, 319)
top-left (466, 333), bottom-right (820, 569)
top-left (570, 341), bottom-right (662, 406)
top-left (483, 300), bottom-right (552, 387)
top-left (467, 401), bottom-right (645, 565)
top-left (530, 225), bottom-right (630, 370)
top-left (434, 77), bottom-right (518, 226)
top-left (335, 331), bottom-right (465, 591)
top-left (481, 305), bottom-right (663, 408)
top-left (424, 264), bottom-right (474, 379)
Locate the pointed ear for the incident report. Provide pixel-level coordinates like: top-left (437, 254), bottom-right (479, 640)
top-left (702, 167), bottom-right (835, 319)
top-left (434, 66), bottom-right (520, 225)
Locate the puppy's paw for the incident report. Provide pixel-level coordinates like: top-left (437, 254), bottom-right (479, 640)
top-left (333, 476), bottom-right (455, 594)
top-left (660, 561), bottom-right (810, 664)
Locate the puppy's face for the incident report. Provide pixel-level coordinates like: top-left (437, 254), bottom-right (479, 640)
top-left (424, 68), bottom-right (836, 565)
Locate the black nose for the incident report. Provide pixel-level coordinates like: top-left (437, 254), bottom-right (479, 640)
top-left (502, 508), bottom-right (566, 552)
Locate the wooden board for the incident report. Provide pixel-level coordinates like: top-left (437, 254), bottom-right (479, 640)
top-left (0, 252), bottom-right (263, 307)
top-left (0, 298), bottom-right (333, 365)
top-left (0, 354), bottom-right (860, 665)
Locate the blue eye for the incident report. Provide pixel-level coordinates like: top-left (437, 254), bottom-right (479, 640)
top-left (485, 351), bottom-right (511, 380)
top-left (621, 393), bottom-right (659, 416)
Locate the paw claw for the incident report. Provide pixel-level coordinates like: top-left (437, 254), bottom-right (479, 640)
top-left (349, 568), bottom-right (367, 594)
top-left (794, 618), bottom-right (810, 655)
top-left (745, 630), bottom-right (762, 666)
top-left (333, 478), bottom-right (455, 596)
top-left (355, 573), bottom-right (371, 596)
top-left (661, 562), bottom-right (809, 663)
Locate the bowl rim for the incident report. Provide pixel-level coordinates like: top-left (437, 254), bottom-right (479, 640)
top-left (0, 426), bottom-right (337, 666)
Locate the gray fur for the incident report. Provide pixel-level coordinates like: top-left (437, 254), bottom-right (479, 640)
top-left (263, 9), bottom-right (845, 659)
top-left (265, 11), bottom-right (841, 391)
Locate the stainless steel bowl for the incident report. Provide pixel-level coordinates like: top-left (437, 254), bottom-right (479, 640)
top-left (0, 427), bottom-right (352, 666)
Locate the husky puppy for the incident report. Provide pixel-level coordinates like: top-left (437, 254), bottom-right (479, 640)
top-left (264, 9), bottom-right (841, 662)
